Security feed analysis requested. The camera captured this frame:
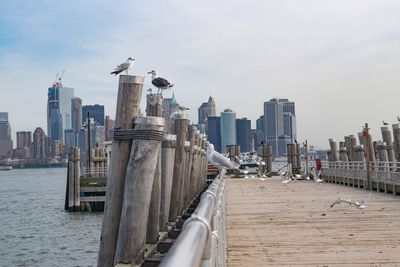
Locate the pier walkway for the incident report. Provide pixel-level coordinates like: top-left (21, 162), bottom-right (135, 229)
top-left (226, 178), bottom-right (400, 266)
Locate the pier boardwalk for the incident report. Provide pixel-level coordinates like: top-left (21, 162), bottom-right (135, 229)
top-left (226, 178), bottom-right (400, 266)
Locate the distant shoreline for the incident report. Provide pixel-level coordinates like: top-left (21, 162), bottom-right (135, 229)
top-left (11, 164), bottom-right (67, 169)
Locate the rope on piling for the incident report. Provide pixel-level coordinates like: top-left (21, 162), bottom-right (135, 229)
top-left (113, 129), bottom-right (164, 141)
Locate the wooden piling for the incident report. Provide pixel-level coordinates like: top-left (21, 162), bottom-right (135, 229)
top-left (114, 116), bottom-right (164, 265)
top-left (67, 148), bottom-right (75, 210)
top-left (73, 147), bottom-right (80, 209)
top-left (146, 93), bottom-right (163, 244)
top-left (381, 126), bottom-right (396, 162)
top-left (97, 75), bottom-right (144, 267)
top-left (339, 142), bottom-right (348, 162)
top-left (354, 145), bottom-right (365, 162)
top-left (328, 139), bottom-right (338, 161)
top-left (159, 134), bottom-right (176, 231)
top-left (393, 124), bottom-right (400, 161)
top-left (169, 113), bottom-right (188, 222)
top-left (295, 143), bottom-right (301, 172)
top-left (186, 126), bottom-right (196, 206)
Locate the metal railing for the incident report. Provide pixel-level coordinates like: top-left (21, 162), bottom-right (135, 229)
top-left (160, 170), bottom-right (227, 267)
top-left (322, 161), bottom-right (400, 185)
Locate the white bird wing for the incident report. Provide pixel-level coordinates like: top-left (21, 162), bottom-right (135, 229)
top-left (208, 151), bottom-right (239, 169)
top-left (114, 61), bottom-right (132, 71)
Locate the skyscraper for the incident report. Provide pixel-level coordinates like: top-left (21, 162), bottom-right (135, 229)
top-left (236, 118), bottom-right (252, 152)
top-left (105, 115), bottom-right (114, 141)
top-left (220, 109), bottom-right (237, 153)
top-left (198, 96), bottom-right (216, 124)
top-left (0, 112), bottom-right (13, 156)
top-left (71, 97), bottom-right (82, 133)
top-left (82, 104), bottom-right (105, 126)
top-left (47, 79), bottom-right (74, 143)
top-left (162, 93), bottom-right (179, 134)
top-left (32, 127), bottom-right (47, 160)
top-left (207, 116), bottom-right (221, 153)
top-left (264, 98), bottom-right (297, 157)
top-left (16, 131), bottom-right (32, 149)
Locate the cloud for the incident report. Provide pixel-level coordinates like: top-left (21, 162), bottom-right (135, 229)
top-left (1, 0), bottom-right (400, 148)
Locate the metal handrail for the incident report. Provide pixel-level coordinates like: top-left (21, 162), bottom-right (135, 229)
top-left (160, 170), bottom-right (227, 267)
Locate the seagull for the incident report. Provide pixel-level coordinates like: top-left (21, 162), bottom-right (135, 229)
top-left (177, 105), bottom-right (190, 112)
top-left (148, 70), bottom-right (174, 94)
top-left (147, 88), bottom-right (152, 94)
top-left (111, 57), bottom-right (135, 75)
top-left (382, 121), bottom-right (389, 126)
top-left (397, 116), bottom-right (400, 123)
top-left (207, 143), bottom-right (240, 170)
top-left (330, 192), bottom-right (371, 209)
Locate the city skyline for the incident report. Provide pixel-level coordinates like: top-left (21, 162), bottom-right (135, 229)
top-left (1, 1), bottom-right (400, 148)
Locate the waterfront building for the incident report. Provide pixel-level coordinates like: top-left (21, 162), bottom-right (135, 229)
top-left (82, 104), bottom-right (105, 126)
top-left (283, 112), bottom-right (297, 142)
top-left (16, 131), bottom-right (32, 149)
top-left (207, 116), bottom-right (221, 153)
top-left (0, 112), bottom-right (13, 156)
top-left (32, 127), bottom-right (47, 160)
top-left (71, 97), bottom-right (82, 133)
top-left (221, 109), bottom-right (237, 153)
top-left (236, 118), bottom-right (252, 152)
top-left (64, 129), bottom-right (76, 150)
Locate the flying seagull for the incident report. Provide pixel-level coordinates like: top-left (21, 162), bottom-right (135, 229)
top-left (111, 57), bottom-right (135, 75)
top-left (148, 70), bottom-right (174, 94)
top-left (207, 143), bottom-right (239, 170)
top-left (330, 192), bottom-right (371, 209)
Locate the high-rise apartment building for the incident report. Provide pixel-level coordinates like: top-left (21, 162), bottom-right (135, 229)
top-left (207, 116), bottom-right (221, 153)
top-left (236, 118), bottom-right (252, 152)
top-left (82, 104), bottom-right (104, 126)
top-left (220, 109), bottom-right (237, 153)
top-left (32, 127), bottom-right (47, 160)
top-left (0, 112), bottom-right (13, 156)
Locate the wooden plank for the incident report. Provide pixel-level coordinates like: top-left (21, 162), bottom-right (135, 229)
top-left (80, 186), bottom-right (107, 192)
top-left (226, 178), bottom-right (400, 266)
top-left (80, 196), bottom-right (106, 202)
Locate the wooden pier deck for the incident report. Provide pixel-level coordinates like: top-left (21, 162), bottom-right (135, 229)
top-left (226, 178), bottom-right (400, 266)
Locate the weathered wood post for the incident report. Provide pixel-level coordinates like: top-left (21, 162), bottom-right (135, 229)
top-left (393, 124), bottom-right (400, 161)
top-left (295, 143), bottom-right (301, 174)
top-left (358, 132), bottom-right (365, 146)
top-left (329, 139), bottom-right (339, 162)
top-left (187, 126), bottom-right (197, 204)
top-left (201, 135), bottom-right (208, 185)
top-left (339, 142), bottom-right (349, 162)
top-left (98, 75), bottom-right (143, 267)
top-left (114, 116), bottom-right (164, 265)
top-left (73, 147), bottom-right (80, 210)
top-left (287, 144), bottom-right (293, 176)
top-left (178, 140), bottom-right (190, 214)
top-left (159, 134), bottom-right (176, 231)
top-left (377, 142), bottom-right (389, 172)
top-left (169, 113), bottom-right (188, 222)
top-left (373, 141), bottom-right (380, 161)
top-left (381, 126), bottom-right (396, 162)
top-left (364, 123), bottom-right (372, 190)
top-left (354, 145), bottom-right (365, 162)
top-left (67, 147), bottom-right (74, 211)
top-left (304, 140), bottom-right (309, 177)
top-left (145, 93), bottom-right (163, 244)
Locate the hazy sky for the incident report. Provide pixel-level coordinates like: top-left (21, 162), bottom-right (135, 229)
top-left (1, 0), bottom-right (400, 149)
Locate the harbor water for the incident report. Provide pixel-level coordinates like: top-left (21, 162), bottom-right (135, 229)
top-left (0, 168), bottom-right (102, 267)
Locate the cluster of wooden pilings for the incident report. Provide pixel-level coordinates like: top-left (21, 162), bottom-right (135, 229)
top-left (97, 75), bottom-right (209, 267)
top-left (258, 143), bottom-right (272, 173)
top-left (88, 147), bottom-right (108, 177)
top-left (65, 147), bottom-right (80, 211)
top-left (286, 143), bottom-right (301, 174)
top-left (328, 123), bottom-right (400, 164)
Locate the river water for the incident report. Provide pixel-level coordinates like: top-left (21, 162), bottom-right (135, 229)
top-left (0, 168), bottom-right (102, 267)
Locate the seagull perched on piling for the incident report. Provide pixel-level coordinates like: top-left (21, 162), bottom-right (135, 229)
top-left (148, 70), bottom-right (174, 94)
top-left (330, 192), bottom-right (371, 209)
top-left (382, 121), bottom-right (389, 126)
top-left (110, 57), bottom-right (135, 75)
top-left (207, 143), bottom-right (239, 170)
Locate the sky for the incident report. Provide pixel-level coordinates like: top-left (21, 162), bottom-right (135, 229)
top-left (1, 0), bottom-right (400, 149)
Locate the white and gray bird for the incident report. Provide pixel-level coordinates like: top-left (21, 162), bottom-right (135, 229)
top-left (330, 192), bottom-right (371, 209)
top-left (177, 105), bottom-right (190, 113)
top-left (111, 57), bottom-right (135, 75)
top-left (148, 70), bottom-right (174, 94)
top-left (207, 143), bottom-right (239, 170)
